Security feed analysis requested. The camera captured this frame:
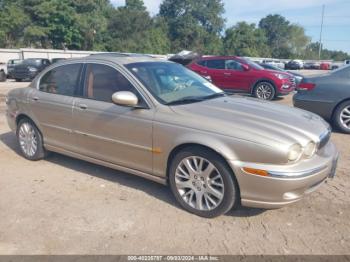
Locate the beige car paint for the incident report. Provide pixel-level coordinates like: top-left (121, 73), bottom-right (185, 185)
top-left (5, 55), bottom-right (339, 208)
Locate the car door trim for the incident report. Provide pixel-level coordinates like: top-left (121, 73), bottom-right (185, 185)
top-left (44, 144), bottom-right (167, 185)
top-left (73, 130), bottom-right (152, 152)
top-left (41, 123), bottom-right (72, 133)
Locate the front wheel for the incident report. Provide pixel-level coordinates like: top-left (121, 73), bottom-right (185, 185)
top-left (333, 101), bottom-right (350, 134)
top-left (16, 119), bottom-right (47, 160)
top-left (169, 147), bottom-right (238, 218)
top-left (253, 82), bottom-right (276, 100)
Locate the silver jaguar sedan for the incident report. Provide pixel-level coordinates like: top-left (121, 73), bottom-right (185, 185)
top-left (6, 54), bottom-right (339, 218)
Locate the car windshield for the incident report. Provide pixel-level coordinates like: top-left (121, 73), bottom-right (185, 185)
top-left (9, 60), bottom-right (22, 65)
top-left (126, 62), bottom-right (224, 105)
top-left (240, 58), bottom-right (264, 70)
top-left (22, 59), bottom-right (42, 65)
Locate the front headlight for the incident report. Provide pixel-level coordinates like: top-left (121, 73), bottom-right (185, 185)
top-left (274, 73), bottom-right (289, 80)
top-left (304, 141), bottom-right (316, 158)
top-left (288, 144), bottom-right (303, 162)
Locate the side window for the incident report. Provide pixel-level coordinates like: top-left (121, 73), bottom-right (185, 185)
top-left (39, 64), bottom-right (82, 96)
top-left (85, 63), bottom-right (139, 103)
top-left (206, 60), bottom-right (225, 69)
top-left (225, 60), bottom-right (243, 71)
top-left (197, 60), bottom-right (207, 67)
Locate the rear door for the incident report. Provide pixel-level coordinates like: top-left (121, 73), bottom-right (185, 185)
top-left (72, 63), bottom-right (154, 174)
top-left (204, 59), bottom-right (227, 88)
top-left (28, 63), bottom-right (83, 152)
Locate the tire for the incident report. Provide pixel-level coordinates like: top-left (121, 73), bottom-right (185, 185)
top-left (253, 81), bottom-right (276, 100)
top-left (333, 101), bottom-right (350, 134)
top-left (15, 78), bottom-right (22, 82)
top-left (0, 71), bottom-right (6, 82)
top-left (169, 147), bottom-right (239, 218)
top-left (16, 118), bottom-right (47, 160)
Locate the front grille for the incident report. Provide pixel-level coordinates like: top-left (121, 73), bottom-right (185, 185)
top-left (14, 67), bottom-right (29, 74)
top-left (318, 129), bottom-right (331, 149)
top-left (13, 67), bottom-right (30, 78)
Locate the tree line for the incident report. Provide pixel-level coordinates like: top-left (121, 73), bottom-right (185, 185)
top-left (0, 0), bottom-right (349, 60)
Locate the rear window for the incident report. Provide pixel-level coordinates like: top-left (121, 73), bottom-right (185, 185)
top-left (39, 64), bottom-right (82, 96)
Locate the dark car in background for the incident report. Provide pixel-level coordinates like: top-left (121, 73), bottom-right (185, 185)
top-left (188, 56), bottom-right (296, 100)
top-left (259, 63), bottom-right (304, 85)
top-left (7, 59), bottom-right (23, 79)
top-left (303, 62), bottom-right (320, 70)
top-left (285, 60), bottom-right (304, 70)
top-left (294, 65), bottom-right (350, 134)
top-left (13, 58), bottom-right (51, 82)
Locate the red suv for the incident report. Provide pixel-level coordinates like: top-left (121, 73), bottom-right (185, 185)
top-left (188, 56), bottom-right (296, 100)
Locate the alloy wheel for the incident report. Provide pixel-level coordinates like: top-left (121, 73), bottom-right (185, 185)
top-left (340, 105), bottom-right (350, 130)
top-left (256, 84), bottom-right (274, 100)
top-left (18, 122), bottom-right (38, 157)
top-left (174, 156), bottom-right (224, 211)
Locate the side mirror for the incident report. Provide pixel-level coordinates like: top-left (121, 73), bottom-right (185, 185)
top-left (112, 91), bottom-right (139, 107)
top-left (242, 64), bottom-right (250, 71)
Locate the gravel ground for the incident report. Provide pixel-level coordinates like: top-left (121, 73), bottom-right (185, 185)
top-left (0, 71), bottom-right (349, 255)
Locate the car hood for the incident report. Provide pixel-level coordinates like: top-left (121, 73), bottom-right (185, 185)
top-left (170, 96), bottom-right (329, 147)
top-left (263, 69), bottom-right (290, 78)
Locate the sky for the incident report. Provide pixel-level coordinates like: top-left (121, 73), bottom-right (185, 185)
top-left (111, 0), bottom-right (350, 53)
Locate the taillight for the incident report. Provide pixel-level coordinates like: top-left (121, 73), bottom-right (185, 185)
top-left (297, 82), bottom-right (316, 91)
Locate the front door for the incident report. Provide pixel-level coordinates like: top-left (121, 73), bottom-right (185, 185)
top-left (73, 63), bottom-right (154, 174)
top-left (221, 60), bottom-right (249, 91)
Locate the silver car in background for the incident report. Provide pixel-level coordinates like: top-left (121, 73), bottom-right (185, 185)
top-left (6, 54), bottom-right (339, 217)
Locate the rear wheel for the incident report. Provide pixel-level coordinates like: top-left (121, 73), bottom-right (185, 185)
top-left (253, 82), bottom-right (276, 100)
top-left (169, 147), bottom-right (238, 218)
top-left (333, 101), bottom-right (350, 134)
top-left (16, 119), bottom-right (47, 160)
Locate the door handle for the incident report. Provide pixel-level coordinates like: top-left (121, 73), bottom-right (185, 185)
top-left (32, 96), bottom-right (39, 101)
top-left (224, 72), bottom-right (232, 76)
top-left (78, 104), bottom-right (88, 110)
top-left (200, 71), bottom-right (207, 74)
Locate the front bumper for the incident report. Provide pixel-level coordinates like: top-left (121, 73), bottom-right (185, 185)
top-left (13, 71), bottom-right (37, 80)
top-left (277, 82), bottom-right (295, 95)
top-left (229, 141), bottom-right (338, 209)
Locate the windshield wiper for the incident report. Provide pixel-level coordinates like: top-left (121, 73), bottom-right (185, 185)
top-left (166, 93), bottom-right (226, 106)
top-left (165, 96), bottom-right (205, 105)
top-left (201, 92), bottom-right (226, 100)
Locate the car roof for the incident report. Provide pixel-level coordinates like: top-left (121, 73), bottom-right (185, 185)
top-left (199, 56), bottom-right (239, 60)
top-left (61, 53), bottom-right (169, 66)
